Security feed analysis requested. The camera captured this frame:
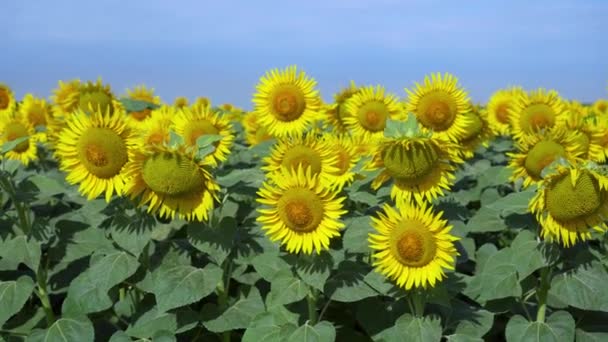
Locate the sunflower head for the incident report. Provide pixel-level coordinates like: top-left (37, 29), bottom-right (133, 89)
top-left (368, 202), bottom-right (459, 290)
top-left (242, 111), bottom-right (274, 146)
top-left (322, 81), bottom-right (360, 133)
top-left (174, 96), bottom-right (189, 109)
top-left (510, 89), bottom-right (566, 142)
top-left (530, 163), bottom-right (608, 246)
top-left (253, 65), bottom-right (321, 137)
top-left (138, 105), bottom-right (175, 146)
top-left (78, 78), bottom-right (120, 115)
top-left (457, 105), bottom-right (494, 159)
top-left (257, 166), bottom-right (347, 254)
top-left (486, 87), bottom-right (523, 136)
top-left (19, 94), bottom-right (50, 128)
top-left (405, 73), bottom-right (471, 142)
top-left (342, 85), bottom-right (402, 140)
top-left (322, 133), bottom-right (360, 191)
top-left (0, 113), bottom-right (42, 166)
top-left (0, 83), bottom-right (16, 116)
top-left (593, 99), bottom-right (608, 115)
top-left (125, 85), bottom-right (161, 122)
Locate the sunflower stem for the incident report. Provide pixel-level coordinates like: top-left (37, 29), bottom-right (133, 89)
top-left (536, 267), bottom-right (551, 323)
top-left (307, 287), bottom-right (319, 325)
top-left (218, 257), bottom-right (233, 342)
top-left (0, 174), bottom-right (30, 235)
top-left (36, 258), bottom-right (56, 325)
top-left (411, 289), bottom-right (426, 317)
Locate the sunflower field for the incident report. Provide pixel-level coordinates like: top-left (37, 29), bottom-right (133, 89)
top-left (1, 67), bottom-right (608, 342)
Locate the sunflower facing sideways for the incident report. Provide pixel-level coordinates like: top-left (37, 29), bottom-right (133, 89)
top-left (323, 80), bottom-right (360, 133)
top-left (342, 85), bottom-right (402, 140)
top-left (485, 87), bottom-right (523, 136)
top-left (321, 133), bottom-right (360, 191)
top-left (77, 78), bottom-right (123, 116)
top-left (507, 126), bottom-right (583, 189)
top-left (55, 109), bottom-right (138, 202)
top-left (262, 132), bottom-right (340, 186)
top-left (0, 83), bottom-right (17, 118)
top-left (125, 85), bottom-right (162, 123)
top-left (257, 166), bottom-right (347, 255)
top-left (509, 88), bottom-right (566, 143)
top-left (137, 105), bottom-right (175, 146)
top-left (529, 162), bottom-right (608, 247)
top-left (0, 113), bottom-right (45, 166)
top-left (173, 106), bottom-right (235, 167)
top-left (456, 104), bottom-right (494, 160)
top-left (252, 65), bottom-right (321, 138)
top-left (122, 138), bottom-right (220, 222)
top-left (561, 106), bottom-right (606, 163)
top-left (242, 111), bottom-right (274, 146)
top-left (405, 72), bottom-right (471, 142)
top-left (368, 201), bottom-right (459, 290)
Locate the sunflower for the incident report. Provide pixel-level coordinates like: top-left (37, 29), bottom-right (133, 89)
top-left (405, 73), bottom-right (471, 142)
top-left (257, 166), bottom-right (347, 254)
top-left (0, 113), bottom-right (44, 166)
top-left (18, 94), bottom-right (51, 136)
top-left (322, 133), bottom-right (360, 191)
top-left (122, 142), bottom-right (220, 222)
top-left (51, 79), bottom-right (81, 115)
top-left (125, 85), bottom-right (162, 123)
top-left (562, 105), bottom-right (606, 163)
top-left (138, 105), bottom-right (175, 146)
top-left (322, 80), bottom-right (360, 133)
top-left (55, 109), bottom-right (137, 202)
top-left (78, 78), bottom-right (123, 115)
top-left (456, 104), bottom-right (494, 159)
top-left (174, 96), bottom-right (189, 109)
top-left (368, 201), bottom-right (459, 290)
top-left (242, 111), bottom-right (274, 146)
top-left (592, 115), bottom-right (608, 161)
top-left (593, 99), bottom-right (608, 116)
top-left (529, 163), bottom-right (608, 247)
top-left (342, 85), bottom-right (402, 140)
top-left (509, 88), bottom-right (566, 142)
top-left (0, 83), bottom-right (16, 117)
top-left (369, 136), bottom-right (461, 204)
top-left (507, 127), bottom-right (583, 189)
top-left (252, 65), bottom-right (321, 138)
top-left (485, 87), bottom-right (523, 136)
top-left (262, 132), bottom-right (339, 185)
top-left (172, 106), bottom-right (235, 167)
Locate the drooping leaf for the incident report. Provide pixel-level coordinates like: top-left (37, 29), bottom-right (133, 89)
top-left (0, 276), bottom-right (35, 327)
top-left (0, 235), bottom-right (41, 272)
top-left (287, 321), bottom-right (336, 342)
top-left (505, 311), bottom-right (575, 342)
top-left (26, 317), bottom-right (95, 342)
top-left (547, 262), bottom-right (608, 312)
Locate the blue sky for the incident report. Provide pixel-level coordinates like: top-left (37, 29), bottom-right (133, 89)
top-left (2, 0), bottom-right (607, 109)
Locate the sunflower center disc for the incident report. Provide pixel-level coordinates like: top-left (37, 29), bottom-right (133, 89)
top-left (4, 122), bottom-right (30, 153)
top-left (334, 147), bottom-right (351, 175)
top-left (460, 112), bottom-right (483, 142)
top-left (77, 127), bottom-right (128, 178)
top-left (142, 152), bottom-right (205, 196)
top-left (278, 188), bottom-right (324, 233)
top-left (28, 110), bottom-right (46, 126)
top-left (382, 141), bottom-right (438, 182)
top-left (0, 89), bottom-right (8, 109)
top-left (418, 91), bottom-right (456, 131)
top-left (281, 145), bottom-right (323, 176)
top-left (521, 104), bottom-right (555, 132)
top-left (496, 103), bottom-right (510, 124)
top-left (147, 132), bottom-right (167, 146)
top-left (392, 220), bottom-right (437, 267)
top-left (185, 119), bottom-right (220, 146)
top-left (524, 140), bottom-right (565, 179)
top-left (79, 91), bottom-right (113, 115)
top-left (357, 101), bottom-right (388, 132)
top-left (130, 108), bottom-right (151, 121)
top-left (272, 86), bottom-right (306, 122)
top-left (546, 171), bottom-right (602, 222)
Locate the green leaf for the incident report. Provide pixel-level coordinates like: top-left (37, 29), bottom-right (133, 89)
top-left (153, 264), bottom-right (222, 313)
top-left (26, 317), bottom-right (95, 342)
top-left (28, 174), bottom-right (68, 197)
top-left (217, 168), bottom-right (265, 188)
top-left (287, 321), bottom-right (336, 342)
top-left (505, 311), bottom-right (575, 342)
top-left (241, 312), bottom-right (298, 342)
top-left (0, 276), bottom-right (35, 327)
top-left (266, 272), bottom-right (309, 309)
top-left (547, 262), bottom-right (608, 312)
top-left (293, 252), bottom-right (333, 292)
top-left (194, 134), bottom-right (222, 159)
top-left (464, 248), bottom-right (521, 303)
top-left (324, 261), bottom-right (377, 303)
top-left (384, 314), bottom-right (442, 342)
top-left (1, 136), bottom-right (29, 154)
top-left (119, 98), bottom-right (161, 112)
top-left (54, 220), bottom-right (115, 263)
top-left (485, 189), bottom-right (535, 216)
top-left (0, 235), bottom-right (41, 272)
top-left (125, 307), bottom-right (178, 339)
top-left (509, 230), bottom-right (546, 280)
top-left (342, 217), bottom-right (374, 254)
top-left (251, 253), bottom-right (291, 283)
top-left (187, 217), bottom-right (237, 265)
top-left (62, 251), bottom-right (140, 315)
top-left (446, 306), bottom-right (494, 342)
top-left (575, 329), bottom-right (608, 342)
top-left (204, 288), bottom-right (265, 332)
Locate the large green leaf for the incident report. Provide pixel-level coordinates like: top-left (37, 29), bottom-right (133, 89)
top-left (251, 253), bottom-right (291, 283)
top-left (547, 262), bottom-right (608, 312)
top-left (153, 264), bottom-right (222, 313)
top-left (0, 235), bottom-right (41, 272)
top-left (187, 217), bottom-right (237, 265)
top-left (324, 261), bottom-right (377, 302)
top-left (204, 288), bottom-right (265, 332)
top-left (241, 312), bottom-right (298, 342)
top-left (287, 321), bottom-right (336, 342)
top-left (342, 217), bottom-right (374, 254)
top-left (505, 311), bottom-right (575, 342)
top-left (382, 314), bottom-right (442, 342)
top-left (266, 272), bottom-right (309, 309)
top-left (26, 317), bottom-right (95, 342)
top-left (62, 251), bottom-right (139, 315)
top-left (0, 276), bottom-right (35, 327)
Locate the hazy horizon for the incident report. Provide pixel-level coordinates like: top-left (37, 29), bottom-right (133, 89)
top-left (3, 0), bottom-right (607, 109)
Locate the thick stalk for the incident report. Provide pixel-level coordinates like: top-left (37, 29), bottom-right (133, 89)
top-left (307, 287), bottom-right (319, 325)
top-left (411, 290), bottom-right (426, 317)
top-left (536, 267), bottom-right (551, 323)
top-left (218, 258), bottom-right (233, 342)
top-left (36, 260), bottom-right (56, 325)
